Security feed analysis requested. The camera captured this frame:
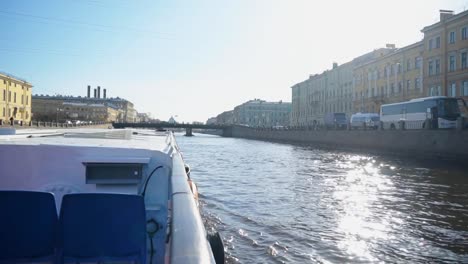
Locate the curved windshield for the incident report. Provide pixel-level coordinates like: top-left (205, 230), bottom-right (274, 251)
top-left (438, 99), bottom-right (460, 118)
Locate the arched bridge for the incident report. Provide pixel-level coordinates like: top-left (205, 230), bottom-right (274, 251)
top-left (112, 122), bottom-right (232, 136)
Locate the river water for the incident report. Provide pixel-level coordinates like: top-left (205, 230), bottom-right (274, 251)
top-left (175, 133), bottom-right (468, 263)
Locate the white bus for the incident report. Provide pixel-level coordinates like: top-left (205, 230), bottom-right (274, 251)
top-left (380, 96), bottom-right (461, 129)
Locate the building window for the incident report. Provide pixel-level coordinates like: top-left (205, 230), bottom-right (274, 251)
top-left (391, 83), bottom-right (395, 94)
top-left (460, 81), bottom-right (468, 96)
top-left (461, 81), bottom-right (468, 96)
top-left (435, 59), bottom-right (440, 74)
top-left (406, 59), bottom-right (411, 71)
top-left (429, 39), bottom-right (433, 50)
top-left (415, 57), bottom-right (422, 69)
top-left (407, 80), bottom-right (411, 91)
top-left (398, 82), bottom-right (402, 93)
top-left (397, 63), bottom-right (402, 73)
top-left (449, 31), bottom-right (456, 44)
top-left (463, 27), bottom-right (467, 40)
top-left (415, 78), bottom-right (421, 89)
top-left (462, 52), bottom-right (467, 69)
top-left (26, 96), bottom-right (28, 105)
top-left (429, 60), bottom-right (434, 75)
top-left (14, 92), bottom-right (16, 103)
top-left (8, 91), bottom-right (11, 102)
top-left (21, 95), bottom-right (23, 104)
top-left (449, 83), bottom-right (457, 97)
top-left (430, 86), bottom-right (441, 96)
top-left (436, 36), bottom-right (441, 48)
top-left (449, 55), bottom-right (456, 72)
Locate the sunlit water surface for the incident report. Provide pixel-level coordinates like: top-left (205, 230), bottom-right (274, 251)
top-left (176, 133), bottom-right (468, 263)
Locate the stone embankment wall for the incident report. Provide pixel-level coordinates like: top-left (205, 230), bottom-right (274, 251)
top-left (197, 129), bottom-right (223, 136)
top-left (229, 126), bottom-right (468, 161)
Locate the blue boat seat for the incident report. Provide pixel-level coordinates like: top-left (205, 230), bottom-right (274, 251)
top-left (58, 193), bottom-right (147, 264)
top-left (0, 190), bottom-right (58, 264)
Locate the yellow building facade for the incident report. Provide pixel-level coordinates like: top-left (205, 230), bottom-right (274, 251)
top-left (0, 72), bottom-right (33, 125)
top-left (353, 42), bottom-right (424, 113)
top-left (421, 10), bottom-right (468, 100)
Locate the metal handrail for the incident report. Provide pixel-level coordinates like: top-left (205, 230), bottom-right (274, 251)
top-left (170, 151), bottom-right (215, 264)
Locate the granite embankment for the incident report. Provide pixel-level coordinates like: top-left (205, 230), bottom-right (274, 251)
top-left (228, 125), bottom-right (468, 162)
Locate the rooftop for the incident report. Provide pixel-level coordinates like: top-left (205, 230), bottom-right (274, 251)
top-left (33, 94), bottom-right (129, 102)
top-left (354, 41), bottom-right (424, 69)
top-left (0, 71), bottom-right (31, 85)
top-left (421, 9), bottom-right (468, 32)
top-left (244, 99), bottom-right (291, 105)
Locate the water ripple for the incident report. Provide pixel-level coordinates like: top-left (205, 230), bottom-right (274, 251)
top-left (177, 134), bottom-right (468, 263)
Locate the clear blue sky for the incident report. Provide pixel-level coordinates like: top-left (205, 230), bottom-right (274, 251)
top-left (1, 0), bottom-right (466, 122)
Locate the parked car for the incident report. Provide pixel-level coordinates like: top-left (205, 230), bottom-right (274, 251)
top-left (324, 113), bottom-right (347, 129)
top-left (350, 113), bottom-right (380, 129)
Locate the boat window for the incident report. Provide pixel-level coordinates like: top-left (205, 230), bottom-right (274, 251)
top-left (85, 163), bottom-right (143, 184)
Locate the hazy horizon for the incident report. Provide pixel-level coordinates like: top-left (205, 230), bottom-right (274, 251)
top-left (1, 0), bottom-right (466, 122)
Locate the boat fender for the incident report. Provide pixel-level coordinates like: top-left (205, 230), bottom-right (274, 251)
top-left (207, 232), bottom-right (225, 264)
top-left (188, 179), bottom-right (199, 201)
top-left (184, 164), bottom-right (191, 178)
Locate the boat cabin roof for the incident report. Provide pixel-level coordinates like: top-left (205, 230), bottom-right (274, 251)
top-left (0, 128), bottom-right (173, 153)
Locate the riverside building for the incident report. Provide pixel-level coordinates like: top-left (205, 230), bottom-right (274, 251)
top-left (291, 9), bottom-right (468, 127)
top-left (291, 48), bottom-right (393, 127)
top-left (421, 10), bottom-right (468, 100)
top-left (32, 86), bottom-right (137, 122)
top-left (353, 42), bottom-right (424, 113)
top-left (215, 110), bottom-right (234, 125)
top-left (0, 71), bottom-right (33, 125)
top-left (233, 99), bottom-right (291, 127)
top-left (32, 100), bottom-right (120, 123)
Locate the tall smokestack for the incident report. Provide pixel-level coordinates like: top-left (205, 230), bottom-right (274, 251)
top-left (103, 89), bottom-right (107, 99)
top-left (94, 88), bottom-right (97, 98)
top-left (87, 85), bottom-right (91, 98)
top-left (97, 86), bottom-right (101, 99)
